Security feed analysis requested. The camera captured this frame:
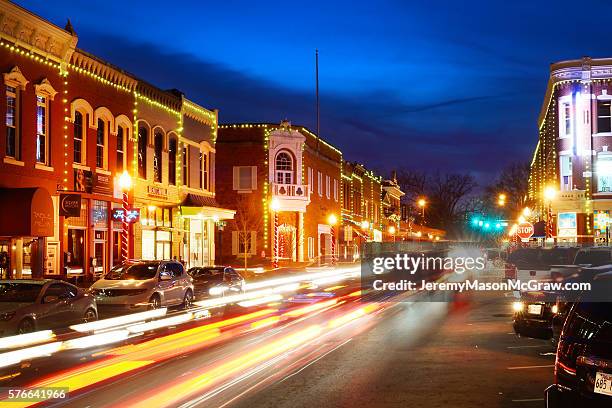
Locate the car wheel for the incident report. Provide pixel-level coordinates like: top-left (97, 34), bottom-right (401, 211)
top-left (17, 318), bottom-right (35, 334)
top-left (182, 290), bottom-right (194, 310)
top-left (148, 294), bottom-right (161, 310)
top-left (83, 308), bottom-right (97, 322)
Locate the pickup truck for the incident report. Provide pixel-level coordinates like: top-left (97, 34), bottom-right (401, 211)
top-left (505, 247), bottom-right (578, 282)
top-left (549, 246), bottom-right (612, 279)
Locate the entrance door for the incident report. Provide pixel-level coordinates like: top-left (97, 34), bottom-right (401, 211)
top-left (93, 241), bottom-right (105, 278)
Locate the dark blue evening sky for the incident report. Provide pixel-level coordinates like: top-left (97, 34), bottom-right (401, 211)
top-left (14, 0), bottom-right (612, 182)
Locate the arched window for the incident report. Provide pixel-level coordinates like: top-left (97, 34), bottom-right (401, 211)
top-left (116, 126), bottom-right (127, 172)
top-left (96, 118), bottom-right (107, 168)
top-left (275, 151), bottom-right (293, 184)
top-left (73, 111), bottom-right (84, 164)
top-left (168, 137), bottom-right (177, 185)
top-left (138, 126), bottom-right (147, 178)
top-left (153, 131), bottom-right (163, 182)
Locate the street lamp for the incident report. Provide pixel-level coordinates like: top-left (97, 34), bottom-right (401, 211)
top-left (522, 207), bottom-right (531, 217)
top-left (328, 214), bottom-right (337, 265)
top-left (544, 186), bottom-right (557, 240)
top-left (118, 171), bottom-right (132, 263)
top-left (388, 225), bottom-right (396, 242)
top-left (498, 193), bottom-right (506, 207)
top-left (270, 199), bottom-right (280, 269)
top-left (417, 198), bottom-right (426, 224)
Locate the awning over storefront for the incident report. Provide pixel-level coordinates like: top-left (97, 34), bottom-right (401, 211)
top-left (0, 187), bottom-right (54, 237)
top-left (179, 193), bottom-right (235, 220)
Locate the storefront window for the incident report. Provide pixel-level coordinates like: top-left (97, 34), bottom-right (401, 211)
top-left (67, 229), bottom-right (85, 273)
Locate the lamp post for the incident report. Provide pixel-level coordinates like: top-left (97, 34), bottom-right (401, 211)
top-left (544, 187), bottom-right (556, 241)
top-left (118, 171), bottom-right (132, 263)
top-left (418, 198), bottom-right (426, 224)
top-left (388, 225), bottom-right (396, 242)
top-left (270, 199), bottom-right (280, 269)
top-left (328, 214), bottom-right (337, 265)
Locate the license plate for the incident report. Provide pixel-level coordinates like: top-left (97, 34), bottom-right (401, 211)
top-left (527, 304), bottom-right (542, 315)
top-left (594, 372), bottom-right (612, 396)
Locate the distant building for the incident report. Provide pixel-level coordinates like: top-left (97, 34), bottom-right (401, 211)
top-left (216, 122), bottom-right (342, 266)
top-left (529, 56), bottom-right (612, 242)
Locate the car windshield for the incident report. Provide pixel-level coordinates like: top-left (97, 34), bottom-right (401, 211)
top-left (574, 250), bottom-right (611, 266)
top-left (540, 248), bottom-right (571, 265)
top-left (0, 283), bottom-right (42, 302)
top-left (104, 263), bottom-right (159, 280)
top-left (191, 268), bottom-right (224, 279)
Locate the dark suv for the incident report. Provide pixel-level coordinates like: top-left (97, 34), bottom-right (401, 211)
top-left (546, 278), bottom-right (612, 406)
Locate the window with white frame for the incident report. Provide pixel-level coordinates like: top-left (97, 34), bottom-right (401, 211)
top-left (73, 111), bottom-right (84, 164)
top-left (96, 119), bottom-right (107, 168)
top-left (308, 167), bottom-right (313, 187)
top-left (275, 151), bottom-right (293, 184)
top-left (200, 151), bottom-right (209, 190)
top-left (5, 85), bottom-right (18, 159)
top-left (116, 126), bottom-right (125, 172)
top-left (333, 179), bottom-right (338, 201)
top-left (182, 145), bottom-right (188, 186)
top-left (560, 155), bottom-right (572, 192)
top-left (597, 152), bottom-right (612, 192)
top-left (318, 171), bottom-right (322, 196)
top-left (153, 131), bottom-right (163, 182)
top-left (598, 99), bottom-right (612, 133)
top-left (308, 237), bottom-right (314, 260)
top-left (326, 175), bottom-right (330, 198)
top-left (168, 137), bottom-right (177, 185)
top-left (35, 95), bottom-right (49, 165)
top-left (233, 166), bottom-right (257, 191)
top-left (561, 101), bottom-right (572, 137)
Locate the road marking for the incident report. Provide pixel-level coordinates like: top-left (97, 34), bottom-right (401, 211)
top-left (506, 345), bottom-right (547, 349)
top-left (507, 364), bottom-right (554, 370)
top-left (512, 398), bottom-right (545, 402)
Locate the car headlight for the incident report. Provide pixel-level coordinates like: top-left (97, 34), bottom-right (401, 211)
top-left (0, 311), bottom-right (16, 321)
top-left (512, 302), bottom-right (524, 312)
top-left (551, 304), bottom-right (559, 314)
top-left (209, 286), bottom-right (228, 296)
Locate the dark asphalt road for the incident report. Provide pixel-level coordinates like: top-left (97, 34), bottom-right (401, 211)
top-left (228, 293), bottom-right (555, 408)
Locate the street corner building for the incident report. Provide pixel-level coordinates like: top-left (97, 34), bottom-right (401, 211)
top-left (215, 122), bottom-right (342, 267)
top-left (0, 0), bottom-right (233, 280)
top-left (530, 56), bottom-right (612, 243)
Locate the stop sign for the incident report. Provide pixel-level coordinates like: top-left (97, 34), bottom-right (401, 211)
top-left (516, 222), bottom-right (534, 240)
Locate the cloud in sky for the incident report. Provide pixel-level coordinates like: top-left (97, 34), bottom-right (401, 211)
top-left (14, 0), bottom-right (612, 184)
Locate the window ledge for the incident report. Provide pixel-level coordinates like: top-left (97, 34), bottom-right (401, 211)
top-left (3, 157), bottom-right (24, 166)
top-left (72, 163), bottom-right (90, 171)
top-left (96, 168), bottom-right (111, 175)
top-left (35, 163), bottom-right (54, 172)
top-left (594, 132), bottom-right (612, 137)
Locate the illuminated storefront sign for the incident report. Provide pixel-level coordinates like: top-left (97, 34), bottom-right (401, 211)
top-left (557, 212), bottom-right (577, 237)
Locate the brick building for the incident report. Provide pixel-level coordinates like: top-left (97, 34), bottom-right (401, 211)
top-left (216, 121), bottom-right (342, 267)
top-left (529, 56), bottom-right (612, 242)
top-left (0, 1), bottom-right (232, 279)
top-left (340, 162), bottom-right (383, 260)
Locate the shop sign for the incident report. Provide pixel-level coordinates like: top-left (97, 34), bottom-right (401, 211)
top-left (558, 212), bottom-right (577, 237)
top-left (111, 208), bottom-right (140, 223)
top-left (59, 194), bottom-right (81, 217)
top-left (93, 173), bottom-right (112, 195)
top-left (147, 185), bottom-right (168, 199)
top-left (74, 168), bottom-right (93, 193)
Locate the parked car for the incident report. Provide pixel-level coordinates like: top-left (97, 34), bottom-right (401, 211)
top-left (0, 279), bottom-right (97, 336)
top-left (90, 260), bottom-right (194, 315)
top-left (187, 266), bottom-right (245, 299)
top-left (512, 289), bottom-right (567, 343)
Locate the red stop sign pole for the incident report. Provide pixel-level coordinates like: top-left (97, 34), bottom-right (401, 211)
top-left (516, 222), bottom-right (534, 240)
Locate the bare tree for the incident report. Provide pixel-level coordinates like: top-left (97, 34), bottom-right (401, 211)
top-left (396, 169), bottom-right (477, 232)
top-left (232, 193), bottom-right (263, 271)
top-left (484, 162), bottom-right (530, 218)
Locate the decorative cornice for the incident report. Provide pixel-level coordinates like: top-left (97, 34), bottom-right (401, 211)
top-left (182, 98), bottom-right (216, 126)
top-left (0, 1), bottom-right (77, 63)
top-left (70, 50), bottom-right (136, 91)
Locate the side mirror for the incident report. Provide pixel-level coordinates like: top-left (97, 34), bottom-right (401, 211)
top-left (43, 295), bottom-right (59, 304)
top-left (159, 271), bottom-right (172, 281)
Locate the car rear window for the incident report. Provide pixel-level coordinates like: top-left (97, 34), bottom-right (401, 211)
top-left (507, 249), bottom-right (541, 266)
top-left (0, 283), bottom-right (42, 302)
top-left (105, 263), bottom-right (159, 280)
top-left (190, 268), bottom-right (223, 278)
top-left (574, 250), bottom-right (612, 266)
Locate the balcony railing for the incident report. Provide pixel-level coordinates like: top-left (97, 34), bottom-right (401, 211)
top-left (272, 183), bottom-right (309, 199)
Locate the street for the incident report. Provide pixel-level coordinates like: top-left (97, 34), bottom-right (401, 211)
top-left (0, 273), bottom-right (557, 408)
